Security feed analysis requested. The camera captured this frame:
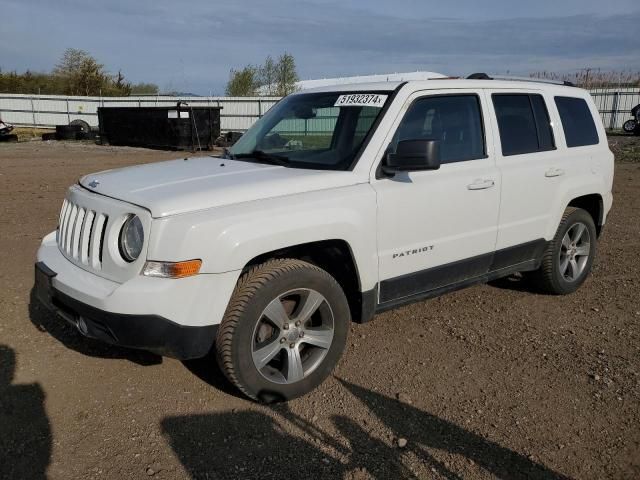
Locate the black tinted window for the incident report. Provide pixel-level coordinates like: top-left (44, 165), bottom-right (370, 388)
top-left (392, 95), bottom-right (485, 164)
top-left (530, 95), bottom-right (555, 151)
top-left (555, 96), bottom-right (599, 147)
top-left (492, 94), bottom-right (555, 156)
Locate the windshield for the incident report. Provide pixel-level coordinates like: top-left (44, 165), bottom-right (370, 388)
top-left (228, 91), bottom-right (391, 170)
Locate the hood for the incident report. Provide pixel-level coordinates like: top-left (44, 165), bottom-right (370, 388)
top-left (80, 156), bottom-right (362, 217)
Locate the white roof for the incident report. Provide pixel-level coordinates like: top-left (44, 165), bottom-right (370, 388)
top-left (296, 71), bottom-right (446, 90)
top-left (295, 77), bottom-right (584, 96)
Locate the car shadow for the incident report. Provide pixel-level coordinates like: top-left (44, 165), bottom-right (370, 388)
top-left (487, 272), bottom-right (540, 293)
top-left (162, 408), bottom-right (346, 479)
top-left (28, 287), bottom-right (162, 366)
top-left (28, 287), bottom-right (241, 395)
top-left (181, 352), bottom-right (246, 400)
top-left (161, 380), bottom-right (572, 479)
top-left (0, 344), bottom-right (52, 479)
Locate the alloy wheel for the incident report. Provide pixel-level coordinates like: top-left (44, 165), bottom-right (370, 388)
top-left (559, 222), bottom-right (591, 282)
top-left (251, 288), bottom-right (334, 384)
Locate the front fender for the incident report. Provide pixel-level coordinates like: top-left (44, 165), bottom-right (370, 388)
top-left (147, 184), bottom-right (379, 291)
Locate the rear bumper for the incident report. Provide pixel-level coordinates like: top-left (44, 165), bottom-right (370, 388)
top-left (35, 261), bottom-right (217, 359)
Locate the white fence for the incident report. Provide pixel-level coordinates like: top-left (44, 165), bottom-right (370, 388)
top-left (1, 88), bottom-right (639, 132)
top-left (0, 94), bottom-right (280, 132)
top-left (588, 88), bottom-right (640, 130)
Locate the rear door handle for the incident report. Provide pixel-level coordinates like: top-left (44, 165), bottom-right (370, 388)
top-left (545, 167), bottom-right (565, 178)
top-left (467, 179), bottom-right (495, 190)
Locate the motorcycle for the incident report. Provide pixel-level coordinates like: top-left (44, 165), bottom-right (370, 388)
top-left (622, 104), bottom-right (640, 134)
top-left (0, 119), bottom-right (14, 136)
top-left (0, 118), bottom-right (18, 143)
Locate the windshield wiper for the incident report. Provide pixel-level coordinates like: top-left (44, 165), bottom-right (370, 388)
top-left (230, 150), bottom-right (290, 166)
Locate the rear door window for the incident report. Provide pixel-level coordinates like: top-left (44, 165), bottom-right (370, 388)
top-left (554, 96), bottom-right (600, 147)
top-left (492, 94), bottom-right (555, 156)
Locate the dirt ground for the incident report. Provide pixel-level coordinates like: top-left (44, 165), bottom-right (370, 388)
top-left (0, 138), bottom-right (639, 480)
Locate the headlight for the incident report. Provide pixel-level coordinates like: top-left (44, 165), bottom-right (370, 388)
top-left (119, 215), bottom-right (144, 262)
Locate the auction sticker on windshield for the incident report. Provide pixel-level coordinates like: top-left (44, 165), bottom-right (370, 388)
top-left (334, 94), bottom-right (388, 108)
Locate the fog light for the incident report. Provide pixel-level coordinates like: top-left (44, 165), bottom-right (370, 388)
top-left (77, 317), bottom-right (89, 335)
top-left (143, 259), bottom-right (202, 279)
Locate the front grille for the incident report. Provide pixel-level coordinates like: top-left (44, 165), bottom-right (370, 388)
top-left (57, 198), bottom-right (108, 270)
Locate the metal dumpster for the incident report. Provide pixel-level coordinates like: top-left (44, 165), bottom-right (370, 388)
top-left (98, 103), bottom-right (222, 150)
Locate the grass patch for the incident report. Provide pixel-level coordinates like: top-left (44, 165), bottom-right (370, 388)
top-left (10, 127), bottom-right (54, 142)
top-left (609, 135), bottom-right (640, 163)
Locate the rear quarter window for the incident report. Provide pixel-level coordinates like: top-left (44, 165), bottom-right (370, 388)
top-left (554, 96), bottom-right (600, 147)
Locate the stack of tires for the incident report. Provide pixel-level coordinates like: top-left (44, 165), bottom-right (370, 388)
top-left (44, 120), bottom-right (98, 141)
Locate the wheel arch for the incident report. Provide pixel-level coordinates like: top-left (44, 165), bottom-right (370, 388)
top-left (244, 239), bottom-right (375, 324)
top-left (567, 193), bottom-right (604, 237)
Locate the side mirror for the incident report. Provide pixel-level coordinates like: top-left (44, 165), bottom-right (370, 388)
top-left (382, 139), bottom-right (441, 175)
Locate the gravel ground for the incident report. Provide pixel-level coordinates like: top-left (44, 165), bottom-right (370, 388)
top-left (0, 138), bottom-right (639, 480)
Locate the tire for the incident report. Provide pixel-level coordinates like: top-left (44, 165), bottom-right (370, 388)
top-left (216, 259), bottom-right (350, 402)
top-left (55, 125), bottom-right (81, 140)
top-left (529, 207), bottom-right (597, 295)
top-left (70, 119), bottom-right (91, 135)
top-left (623, 119), bottom-right (637, 134)
top-left (41, 132), bottom-right (57, 141)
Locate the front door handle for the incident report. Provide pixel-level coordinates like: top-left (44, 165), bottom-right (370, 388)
top-left (545, 167), bottom-right (565, 178)
top-left (467, 179), bottom-right (495, 190)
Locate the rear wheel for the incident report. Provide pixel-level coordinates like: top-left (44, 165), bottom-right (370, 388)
top-left (216, 259), bottom-right (350, 402)
top-left (529, 207), bottom-right (597, 294)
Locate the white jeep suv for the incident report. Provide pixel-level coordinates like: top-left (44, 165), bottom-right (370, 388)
top-left (36, 75), bottom-right (614, 401)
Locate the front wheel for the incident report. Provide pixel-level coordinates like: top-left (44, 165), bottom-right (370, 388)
top-left (529, 207), bottom-right (597, 295)
top-left (216, 259), bottom-right (350, 402)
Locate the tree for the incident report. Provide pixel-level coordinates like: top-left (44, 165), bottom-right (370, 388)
top-left (275, 52), bottom-right (298, 96)
top-left (50, 48), bottom-right (138, 96)
top-left (130, 82), bottom-right (160, 95)
top-left (259, 55), bottom-right (278, 96)
top-left (53, 48), bottom-right (109, 95)
top-left (53, 48), bottom-right (87, 79)
top-left (225, 65), bottom-right (260, 96)
top-left (0, 49), bottom-right (157, 96)
top-left (226, 53), bottom-right (299, 97)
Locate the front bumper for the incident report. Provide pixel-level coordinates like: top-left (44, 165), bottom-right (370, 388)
top-left (35, 261), bottom-right (216, 359)
top-left (35, 231), bottom-right (241, 359)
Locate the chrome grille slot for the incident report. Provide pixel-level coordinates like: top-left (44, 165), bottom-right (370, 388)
top-left (90, 213), bottom-right (108, 270)
top-left (71, 207), bottom-right (85, 259)
top-left (64, 204), bottom-right (77, 254)
top-left (60, 201), bottom-right (73, 249)
top-left (80, 210), bottom-right (95, 265)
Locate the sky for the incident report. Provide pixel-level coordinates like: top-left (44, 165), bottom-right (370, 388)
top-left (1, 0), bottom-right (639, 95)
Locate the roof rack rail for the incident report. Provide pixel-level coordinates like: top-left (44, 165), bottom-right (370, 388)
top-left (466, 73), bottom-right (575, 87)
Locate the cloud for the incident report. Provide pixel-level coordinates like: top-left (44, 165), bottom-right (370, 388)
top-left (1, 0), bottom-right (639, 94)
